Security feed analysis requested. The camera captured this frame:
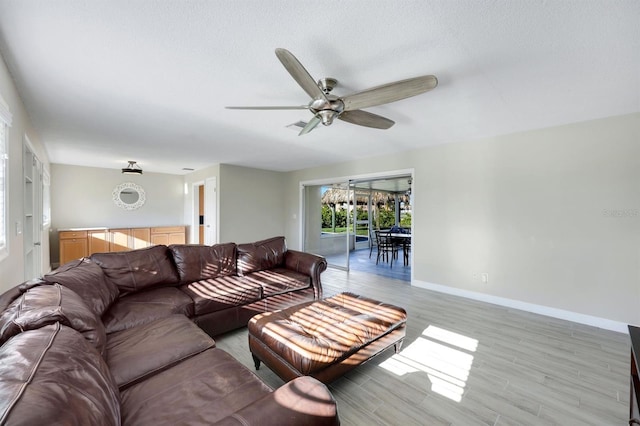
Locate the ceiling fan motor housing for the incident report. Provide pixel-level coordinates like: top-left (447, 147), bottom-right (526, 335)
top-left (309, 97), bottom-right (344, 125)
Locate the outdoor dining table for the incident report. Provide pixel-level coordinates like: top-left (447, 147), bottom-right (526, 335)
top-left (381, 231), bottom-right (411, 263)
top-left (388, 233), bottom-right (411, 240)
top-left (380, 230), bottom-right (411, 242)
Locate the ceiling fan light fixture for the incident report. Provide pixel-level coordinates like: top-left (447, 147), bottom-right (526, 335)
top-left (318, 110), bottom-right (337, 126)
top-left (122, 160), bottom-right (143, 175)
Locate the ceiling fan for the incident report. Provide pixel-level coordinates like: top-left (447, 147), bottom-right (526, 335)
top-left (226, 48), bottom-right (438, 135)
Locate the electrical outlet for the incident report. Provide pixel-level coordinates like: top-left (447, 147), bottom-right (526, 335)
top-left (480, 273), bottom-right (489, 283)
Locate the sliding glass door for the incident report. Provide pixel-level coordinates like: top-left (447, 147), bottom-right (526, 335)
top-left (303, 182), bottom-right (350, 270)
top-left (302, 173), bottom-right (413, 274)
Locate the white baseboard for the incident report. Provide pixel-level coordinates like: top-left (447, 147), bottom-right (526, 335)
top-left (412, 280), bottom-right (629, 334)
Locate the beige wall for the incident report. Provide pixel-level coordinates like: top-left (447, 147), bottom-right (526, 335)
top-left (285, 113), bottom-right (640, 329)
top-left (50, 164), bottom-right (185, 264)
top-left (0, 54), bottom-right (50, 291)
top-left (217, 164), bottom-right (286, 244)
top-left (181, 163), bottom-right (287, 245)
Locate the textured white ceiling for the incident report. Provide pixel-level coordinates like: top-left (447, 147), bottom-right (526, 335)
top-left (0, 1), bottom-right (638, 174)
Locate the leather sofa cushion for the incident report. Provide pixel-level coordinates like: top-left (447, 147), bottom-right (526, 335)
top-left (237, 236), bottom-right (287, 275)
top-left (245, 268), bottom-right (311, 297)
top-left (106, 315), bottom-right (215, 389)
top-left (180, 276), bottom-right (262, 316)
top-left (0, 283), bottom-right (107, 356)
top-left (102, 287), bottom-right (194, 334)
top-left (91, 245), bottom-right (180, 295)
top-left (44, 258), bottom-right (119, 317)
top-left (169, 243), bottom-right (237, 283)
top-left (120, 348), bottom-right (272, 425)
top-left (0, 323), bottom-right (120, 426)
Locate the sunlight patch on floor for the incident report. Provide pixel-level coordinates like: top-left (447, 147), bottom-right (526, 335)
top-left (380, 325), bottom-right (478, 402)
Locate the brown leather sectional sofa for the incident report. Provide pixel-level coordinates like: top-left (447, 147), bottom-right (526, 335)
top-left (0, 236), bottom-right (340, 425)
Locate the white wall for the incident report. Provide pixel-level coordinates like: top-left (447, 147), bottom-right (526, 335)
top-left (50, 164), bottom-right (185, 264)
top-left (285, 113), bottom-right (640, 328)
top-left (0, 53), bottom-right (50, 291)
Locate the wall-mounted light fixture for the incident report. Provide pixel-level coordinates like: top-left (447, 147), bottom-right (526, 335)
top-left (121, 160), bottom-right (143, 175)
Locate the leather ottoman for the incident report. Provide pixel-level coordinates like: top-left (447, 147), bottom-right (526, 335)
top-left (248, 292), bottom-right (407, 384)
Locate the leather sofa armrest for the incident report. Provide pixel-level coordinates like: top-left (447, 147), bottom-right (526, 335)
top-left (212, 376), bottom-right (339, 426)
top-left (284, 250), bottom-right (327, 299)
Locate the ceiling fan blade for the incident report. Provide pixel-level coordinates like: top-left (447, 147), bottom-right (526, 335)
top-left (338, 110), bottom-right (395, 129)
top-left (341, 75), bottom-right (438, 111)
top-left (298, 115), bottom-right (321, 136)
top-left (275, 48), bottom-right (328, 102)
top-left (226, 105), bottom-right (309, 110)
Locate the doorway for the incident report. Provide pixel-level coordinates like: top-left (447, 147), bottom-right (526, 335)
top-left (348, 175), bottom-right (413, 281)
top-left (301, 171), bottom-right (413, 281)
top-left (191, 177), bottom-right (217, 245)
top-left (23, 139), bottom-right (44, 280)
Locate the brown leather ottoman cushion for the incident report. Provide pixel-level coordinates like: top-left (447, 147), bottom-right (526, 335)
top-left (248, 292), bottom-right (407, 377)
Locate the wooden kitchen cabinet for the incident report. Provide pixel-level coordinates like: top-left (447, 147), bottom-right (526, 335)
top-left (88, 230), bottom-right (109, 255)
top-left (150, 226), bottom-right (186, 246)
top-left (132, 227), bottom-right (151, 249)
top-left (109, 228), bottom-right (132, 252)
top-left (110, 228), bottom-right (152, 251)
top-left (59, 230), bottom-right (88, 264)
top-left (58, 226), bottom-right (186, 265)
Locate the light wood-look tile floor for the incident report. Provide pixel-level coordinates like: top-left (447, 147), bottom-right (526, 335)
top-left (215, 268), bottom-right (629, 425)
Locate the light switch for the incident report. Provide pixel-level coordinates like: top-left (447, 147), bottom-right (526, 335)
top-left (15, 221), bottom-right (22, 235)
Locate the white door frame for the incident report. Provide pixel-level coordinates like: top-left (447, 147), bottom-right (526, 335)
top-left (204, 177), bottom-right (217, 245)
top-left (190, 181), bottom-right (204, 244)
top-left (23, 136), bottom-right (43, 279)
top-left (190, 178), bottom-right (218, 245)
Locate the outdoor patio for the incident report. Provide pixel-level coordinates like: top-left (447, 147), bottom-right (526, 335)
top-left (324, 247), bottom-right (411, 282)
